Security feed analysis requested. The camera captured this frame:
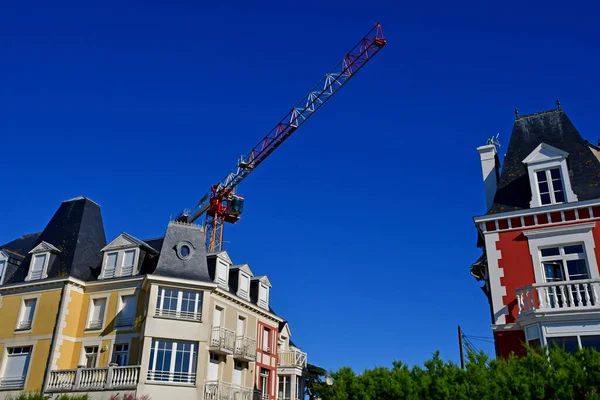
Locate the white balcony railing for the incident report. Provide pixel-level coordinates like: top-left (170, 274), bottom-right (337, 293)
top-left (234, 336), bottom-right (256, 360)
top-left (46, 366), bottom-right (140, 392)
top-left (210, 326), bottom-right (235, 353)
top-left (0, 376), bottom-right (26, 389)
top-left (516, 279), bottom-right (600, 315)
top-left (278, 349), bottom-right (307, 368)
top-left (155, 308), bottom-right (201, 322)
top-left (87, 320), bottom-right (103, 330)
top-left (203, 381), bottom-right (253, 400)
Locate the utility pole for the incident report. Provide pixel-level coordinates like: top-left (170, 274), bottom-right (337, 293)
top-left (458, 325), bottom-right (465, 369)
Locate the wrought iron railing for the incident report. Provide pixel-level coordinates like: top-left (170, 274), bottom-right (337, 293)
top-left (203, 381), bottom-right (253, 400)
top-left (234, 336), bottom-right (256, 360)
top-left (210, 326), bottom-right (235, 352)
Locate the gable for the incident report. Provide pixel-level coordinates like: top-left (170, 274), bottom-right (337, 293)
top-left (101, 232), bottom-right (158, 253)
top-left (279, 322), bottom-right (292, 337)
top-left (29, 241), bottom-right (60, 254)
top-left (252, 275), bottom-right (272, 287)
top-left (522, 143), bottom-right (569, 165)
top-left (232, 264), bottom-right (253, 276)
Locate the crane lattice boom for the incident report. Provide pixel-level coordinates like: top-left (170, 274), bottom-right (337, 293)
top-left (176, 22), bottom-right (386, 251)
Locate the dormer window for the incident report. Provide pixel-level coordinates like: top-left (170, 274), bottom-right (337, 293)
top-left (523, 143), bottom-right (578, 208)
top-left (216, 260), bottom-right (229, 289)
top-left (233, 264), bottom-right (253, 301)
top-left (100, 233), bottom-right (157, 280)
top-left (26, 241), bottom-right (59, 281)
top-left (258, 283), bottom-right (269, 309)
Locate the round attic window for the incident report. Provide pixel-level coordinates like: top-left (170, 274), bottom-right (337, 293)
top-left (176, 242), bottom-right (194, 260)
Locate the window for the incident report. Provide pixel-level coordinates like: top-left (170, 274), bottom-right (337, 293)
top-left (84, 346), bottom-right (99, 368)
top-left (121, 250), bottom-right (136, 277)
top-left (580, 335), bottom-right (600, 352)
top-left (207, 353), bottom-right (221, 381)
top-left (16, 299), bottom-right (36, 331)
top-left (104, 252), bottom-right (118, 279)
top-left (155, 288), bottom-right (202, 321)
top-left (547, 336), bottom-right (579, 354)
top-left (279, 376), bottom-right (291, 400)
top-left (0, 346), bottom-right (31, 389)
top-left (216, 261), bottom-right (228, 288)
top-left (112, 343), bottom-right (129, 366)
top-left (0, 258), bottom-right (6, 285)
top-left (258, 284), bottom-right (269, 309)
top-left (541, 244), bottom-right (589, 282)
top-left (116, 295), bottom-right (136, 327)
top-left (536, 168), bottom-right (565, 205)
top-left (260, 368), bottom-right (270, 398)
top-left (233, 360), bottom-right (245, 386)
top-left (263, 327), bottom-right (271, 353)
top-left (147, 339), bottom-right (197, 384)
top-left (87, 298), bottom-right (107, 330)
top-left (238, 274), bottom-right (250, 299)
top-left (28, 253), bottom-right (48, 281)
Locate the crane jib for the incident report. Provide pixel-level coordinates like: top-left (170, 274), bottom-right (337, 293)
top-left (176, 23), bottom-right (386, 243)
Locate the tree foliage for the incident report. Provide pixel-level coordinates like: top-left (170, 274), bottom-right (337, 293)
top-left (318, 347), bottom-right (600, 400)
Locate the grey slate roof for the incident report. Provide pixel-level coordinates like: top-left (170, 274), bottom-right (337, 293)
top-left (488, 108), bottom-right (600, 214)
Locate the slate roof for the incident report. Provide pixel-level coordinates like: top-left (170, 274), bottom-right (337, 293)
top-left (488, 108), bottom-right (600, 214)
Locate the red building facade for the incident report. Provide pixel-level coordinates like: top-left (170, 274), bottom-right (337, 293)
top-left (255, 320), bottom-right (278, 400)
top-left (472, 107), bottom-right (600, 357)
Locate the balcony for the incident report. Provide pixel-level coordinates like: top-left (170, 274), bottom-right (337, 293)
top-left (210, 326), bottom-right (235, 355)
top-left (516, 279), bottom-right (600, 317)
top-left (233, 336), bottom-right (256, 361)
top-left (155, 307), bottom-right (201, 322)
top-left (147, 370), bottom-right (196, 385)
top-left (203, 381), bottom-right (253, 400)
top-left (278, 350), bottom-right (307, 368)
top-left (46, 366), bottom-right (140, 392)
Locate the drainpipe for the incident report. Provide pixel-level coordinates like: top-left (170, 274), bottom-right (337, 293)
top-left (41, 281), bottom-right (69, 395)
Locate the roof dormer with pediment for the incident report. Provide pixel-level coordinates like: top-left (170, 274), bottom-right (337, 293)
top-left (100, 233), bottom-right (158, 279)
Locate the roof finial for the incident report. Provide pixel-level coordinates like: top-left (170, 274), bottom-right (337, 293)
top-left (556, 97), bottom-right (561, 109)
top-left (514, 108), bottom-right (519, 119)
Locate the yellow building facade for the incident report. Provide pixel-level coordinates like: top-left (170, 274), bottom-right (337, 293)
top-left (0, 197), bottom-right (306, 400)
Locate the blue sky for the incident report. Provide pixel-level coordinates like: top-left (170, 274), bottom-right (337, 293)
top-left (2, 0), bottom-right (600, 373)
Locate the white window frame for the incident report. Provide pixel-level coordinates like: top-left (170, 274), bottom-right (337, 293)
top-left (116, 291), bottom-right (137, 328)
top-left (120, 249), bottom-right (137, 277)
top-left (81, 345), bottom-right (99, 368)
top-left (147, 339), bottom-right (198, 385)
top-left (263, 327), bottom-right (271, 353)
top-left (523, 143), bottom-right (578, 208)
top-left (0, 345), bottom-right (33, 389)
top-left (524, 222), bottom-right (599, 284)
top-left (102, 252), bottom-right (119, 279)
top-left (0, 251), bottom-right (8, 285)
top-left (15, 295), bottom-right (39, 333)
top-left (534, 167), bottom-right (566, 206)
top-left (25, 252), bottom-right (50, 281)
top-left (86, 295), bottom-right (109, 331)
top-left (155, 287), bottom-right (202, 322)
top-left (215, 261), bottom-right (229, 289)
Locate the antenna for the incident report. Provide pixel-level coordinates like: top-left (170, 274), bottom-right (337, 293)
top-left (486, 133), bottom-right (500, 147)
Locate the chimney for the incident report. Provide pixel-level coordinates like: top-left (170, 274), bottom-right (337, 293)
top-left (477, 144), bottom-right (499, 210)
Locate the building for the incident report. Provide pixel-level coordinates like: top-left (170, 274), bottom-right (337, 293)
top-left (0, 197), bottom-right (307, 400)
top-left (471, 105), bottom-right (600, 358)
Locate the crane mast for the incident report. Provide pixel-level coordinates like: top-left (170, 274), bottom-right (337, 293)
top-left (177, 22), bottom-right (386, 252)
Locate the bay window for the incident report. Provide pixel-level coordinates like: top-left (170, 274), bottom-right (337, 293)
top-left (147, 339), bottom-right (197, 384)
top-left (155, 287), bottom-right (202, 321)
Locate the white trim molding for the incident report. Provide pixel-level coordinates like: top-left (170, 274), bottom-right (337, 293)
top-left (484, 232), bottom-right (507, 325)
top-left (523, 143), bottom-right (578, 207)
top-left (524, 222), bottom-right (598, 284)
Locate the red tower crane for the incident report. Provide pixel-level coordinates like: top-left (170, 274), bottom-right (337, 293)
top-left (176, 22), bottom-right (387, 252)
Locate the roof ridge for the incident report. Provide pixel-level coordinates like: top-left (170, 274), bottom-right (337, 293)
top-left (516, 108), bottom-right (561, 120)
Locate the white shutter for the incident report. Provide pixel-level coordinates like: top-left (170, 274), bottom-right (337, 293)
top-left (23, 299), bottom-right (36, 322)
top-left (104, 253), bottom-right (117, 279)
top-left (30, 254), bottom-right (46, 280)
top-left (208, 357), bottom-right (219, 381)
top-left (89, 298), bottom-right (106, 328)
top-left (0, 260), bottom-right (6, 284)
top-left (216, 262), bottom-right (228, 287)
top-left (239, 274), bottom-right (250, 298)
top-left (213, 307), bottom-right (222, 327)
top-left (263, 329), bottom-right (270, 352)
top-left (121, 250), bottom-right (135, 276)
top-left (237, 317), bottom-right (245, 336)
top-left (259, 284), bottom-right (268, 307)
top-left (232, 365), bottom-right (242, 385)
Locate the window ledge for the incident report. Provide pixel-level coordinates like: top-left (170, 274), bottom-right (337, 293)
top-left (13, 329), bottom-right (32, 335)
top-left (84, 327), bottom-right (104, 332)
